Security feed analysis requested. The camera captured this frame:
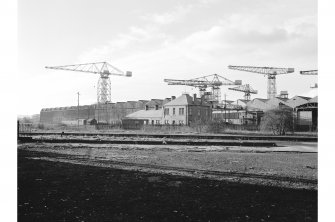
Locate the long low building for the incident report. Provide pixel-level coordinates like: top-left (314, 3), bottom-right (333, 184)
top-left (40, 98), bottom-right (172, 124)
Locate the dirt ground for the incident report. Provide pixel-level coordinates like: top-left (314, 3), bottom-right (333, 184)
top-left (18, 141), bottom-right (317, 221)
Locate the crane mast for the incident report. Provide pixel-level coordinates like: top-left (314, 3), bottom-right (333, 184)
top-left (45, 62), bottom-right (132, 104)
top-left (228, 84), bottom-right (258, 101)
top-left (228, 65), bottom-right (294, 99)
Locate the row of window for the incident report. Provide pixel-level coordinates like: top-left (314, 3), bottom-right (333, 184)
top-left (164, 120), bottom-right (184, 125)
top-left (150, 120), bottom-right (185, 125)
top-left (164, 107), bottom-right (185, 115)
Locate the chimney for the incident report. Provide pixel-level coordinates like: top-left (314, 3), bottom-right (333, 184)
top-left (171, 96), bottom-right (176, 100)
top-left (193, 94), bottom-right (197, 102)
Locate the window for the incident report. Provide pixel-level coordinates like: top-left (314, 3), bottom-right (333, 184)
top-left (156, 120), bottom-right (160, 124)
top-left (173, 108), bottom-right (175, 115)
top-left (172, 120), bottom-right (175, 125)
top-left (145, 105), bottom-right (149, 110)
top-left (189, 107), bottom-right (192, 115)
top-left (179, 120), bottom-right (184, 125)
top-left (179, 108), bottom-right (184, 115)
top-left (155, 105), bottom-right (159, 110)
top-left (164, 108), bottom-right (169, 115)
top-left (151, 120), bottom-right (154, 125)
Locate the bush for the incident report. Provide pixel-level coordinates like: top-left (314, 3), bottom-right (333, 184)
top-left (206, 119), bottom-right (226, 134)
top-left (37, 123), bottom-right (45, 130)
top-left (260, 107), bottom-right (293, 135)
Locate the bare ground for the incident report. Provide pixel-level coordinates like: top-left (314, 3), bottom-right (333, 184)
top-left (18, 141), bottom-right (317, 221)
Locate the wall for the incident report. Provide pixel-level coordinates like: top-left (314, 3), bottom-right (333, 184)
top-left (40, 100), bottom-right (147, 124)
top-left (163, 105), bottom-right (187, 125)
top-left (40, 105), bottom-right (95, 123)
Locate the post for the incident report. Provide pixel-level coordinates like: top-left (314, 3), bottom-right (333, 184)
top-left (77, 92), bottom-right (80, 130)
top-left (224, 94), bottom-right (227, 123)
top-left (292, 108), bottom-right (295, 134)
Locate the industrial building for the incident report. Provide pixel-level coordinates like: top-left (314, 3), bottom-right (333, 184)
top-left (40, 93), bottom-right (317, 131)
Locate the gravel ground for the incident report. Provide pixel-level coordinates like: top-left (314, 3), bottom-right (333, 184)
top-left (18, 149), bottom-right (317, 222)
top-left (18, 142), bottom-right (317, 189)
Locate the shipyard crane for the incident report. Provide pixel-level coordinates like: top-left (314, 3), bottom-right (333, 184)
top-left (300, 70), bottom-right (318, 88)
top-left (228, 65), bottom-right (294, 99)
top-left (164, 74), bottom-right (242, 104)
top-left (228, 84), bottom-right (258, 101)
top-left (45, 62), bottom-right (132, 104)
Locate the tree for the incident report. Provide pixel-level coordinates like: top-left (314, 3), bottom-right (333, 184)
top-left (260, 107), bottom-right (293, 135)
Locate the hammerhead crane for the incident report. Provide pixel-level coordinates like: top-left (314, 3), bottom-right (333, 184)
top-left (300, 70), bottom-right (318, 88)
top-left (164, 74), bottom-right (242, 104)
top-left (45, 62), bottom-right (132, 104)
top-left (228, 65), bottom-right (294, 99)
top-left (228, 84), bottom-right (258, 101)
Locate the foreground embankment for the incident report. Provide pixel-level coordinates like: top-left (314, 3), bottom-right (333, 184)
top-left (18, 149), bottom-right (317, 222)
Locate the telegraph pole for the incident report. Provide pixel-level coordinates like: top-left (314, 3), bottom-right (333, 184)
top-left (77, 92), bottom-right (80, 129)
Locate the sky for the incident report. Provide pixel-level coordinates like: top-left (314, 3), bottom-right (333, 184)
top-left (18, 0), bottom-right (317, 115)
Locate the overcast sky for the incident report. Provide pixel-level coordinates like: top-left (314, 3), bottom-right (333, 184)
top-left (18, 0), bottom-right (317, 115)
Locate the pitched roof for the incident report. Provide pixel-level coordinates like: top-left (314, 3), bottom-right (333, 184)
top-left (237, 99), bottom-right (249, 104)
top-left (164, 94), bottom-right (194, 106)
top-left (145, 99), bottom-right (164, 106)
top-left (126, 109), bottom-right (163, 119)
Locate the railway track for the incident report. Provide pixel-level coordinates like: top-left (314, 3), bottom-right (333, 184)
top-left (19, 132), bottom-right (317, 142)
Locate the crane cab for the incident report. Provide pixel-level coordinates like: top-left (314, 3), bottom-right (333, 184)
top-left (126, 71), bottom-right (132, 77)
top-left (235, 80), bottom-right (242, 85)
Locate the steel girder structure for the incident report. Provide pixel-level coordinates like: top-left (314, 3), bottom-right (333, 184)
top-left (228, 84), bottom-right (258, 101)
top-left (300, 70), bottom-right (318, 88)
top-left (228, 65), bottom-right (294, 99)
top-left (300, 70), bottom-right (318, 75)
top-left (46, 62), bottom-right (132, 104)
top-left (164, 74), bottom-right (241, 104)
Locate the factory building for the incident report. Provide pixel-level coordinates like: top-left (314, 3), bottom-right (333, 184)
top-left (40, 92), bottom-right (317, 131)
top-left (40, 105), bottom-right (96, 124)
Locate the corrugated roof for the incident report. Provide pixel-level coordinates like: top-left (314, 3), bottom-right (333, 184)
top-left (126, 109), bottom-right (163, 119)
top-left (309, 96), bottom-right (318, 103)
top-left (297, 96), bottom-right (311, 100)
top-left (276, 97), bottom-right (289, 102)
top-left (253, 98), bottom-right (269, 103)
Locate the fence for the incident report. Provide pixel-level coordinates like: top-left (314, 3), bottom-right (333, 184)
top-left (18, 121), bottom-right (33, 134)
top-left (95, 123), bottom-right (122, 130)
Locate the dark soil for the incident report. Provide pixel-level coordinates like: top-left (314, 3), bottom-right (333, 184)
top-left (18, 150), bottom-right (317, 222)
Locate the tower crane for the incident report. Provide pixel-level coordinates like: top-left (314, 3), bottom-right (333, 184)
top-left (228, 65), bottom-right (294, 99)
top-left (228, 84), bottom-right (258, 101)
top-left (300, 70), bottom-right (318, 88)
top-left (164, 74), bottom-right (242, 104)
top-left (45, 62), bottom-right (132, 104)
